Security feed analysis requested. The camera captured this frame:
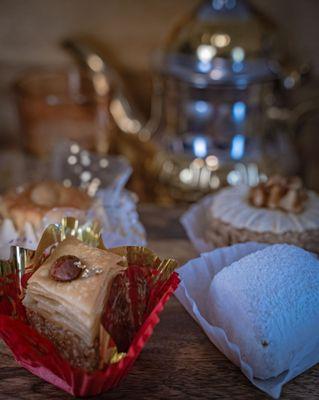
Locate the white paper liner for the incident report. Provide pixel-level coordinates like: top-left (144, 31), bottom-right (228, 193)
top-left (181, 195), bottom-right (215, 253)
top-left (97, 188), bottom-right (146, 248)
top-left (175, 242), bottom-right (319, 399)
top-left (0, 189), bottom-right (146, 259)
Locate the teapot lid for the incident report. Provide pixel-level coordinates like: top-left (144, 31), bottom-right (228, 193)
top-left (155, 0), bottom-right (306, 87)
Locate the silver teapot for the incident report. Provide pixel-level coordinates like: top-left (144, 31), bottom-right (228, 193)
top-left (65, 0), bottom-right (318, 202)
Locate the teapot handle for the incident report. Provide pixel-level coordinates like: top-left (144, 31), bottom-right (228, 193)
top-left (267, 98), bottom-right (319, 137)
top-left (290, 99), bottom-right (319, 137)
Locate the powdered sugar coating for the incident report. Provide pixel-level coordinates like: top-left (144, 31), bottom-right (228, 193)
top-left (207, 244), bottom-right (319, 379)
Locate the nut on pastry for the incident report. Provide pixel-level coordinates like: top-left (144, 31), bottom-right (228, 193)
top-left (0, 181), bottom-right (93, 232)
top-left (23, 237), bottom-right (125, 371)
top-left (249, 175), bottom-right (308, 213)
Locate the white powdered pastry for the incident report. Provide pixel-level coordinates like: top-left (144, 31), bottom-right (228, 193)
top-left (207, 244), bottom-right (319, 379)
top-left (210, 185), bottom-right (319, 234)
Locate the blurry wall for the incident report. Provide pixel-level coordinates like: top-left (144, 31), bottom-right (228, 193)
top-left (0, 0), bottom-right (319, 146)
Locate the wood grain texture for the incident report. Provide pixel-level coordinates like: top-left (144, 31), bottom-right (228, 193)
top-left (0, 205), bottom-right (318, 399)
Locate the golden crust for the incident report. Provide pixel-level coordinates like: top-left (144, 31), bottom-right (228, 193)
top-left (23, 237), bottom-right (125, 345)
top-left (0, 181), bottom-right (92, 232)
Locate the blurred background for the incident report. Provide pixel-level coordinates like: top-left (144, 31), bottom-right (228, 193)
top-left (0, 0), bottom-right (318, 202)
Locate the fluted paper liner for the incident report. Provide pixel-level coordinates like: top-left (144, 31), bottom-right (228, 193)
top-left (175, 242), bottom-right (319, 399)
top-left (0, 217), bottom-right (179, 396)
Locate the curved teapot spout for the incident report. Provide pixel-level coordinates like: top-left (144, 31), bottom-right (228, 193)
top-left (62, 36), bottom-right (145, 135)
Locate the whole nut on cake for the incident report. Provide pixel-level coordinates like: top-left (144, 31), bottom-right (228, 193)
top-left (250, 186), bottom-right (266, 207)
top-left (30, 183), bottom-right (60, 207)
top-left (249, 175), bottom-right (308, 213)
top-left (267, 184), bottom-right (286, 209)
top-left (50, 255), bottom-right (84, 282)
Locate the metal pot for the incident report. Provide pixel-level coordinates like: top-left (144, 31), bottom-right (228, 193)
top-left (143, 0), bottom-right (316, 201)
top-left (64, 0), bottom-right (318, 202)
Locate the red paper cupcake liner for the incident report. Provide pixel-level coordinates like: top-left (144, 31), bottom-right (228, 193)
top-left (0, 270), bottom-right (179, 396)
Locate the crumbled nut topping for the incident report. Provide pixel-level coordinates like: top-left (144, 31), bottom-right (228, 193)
top-left (249, 176), bottom-right (308, 213)
top-left (81, 266), bottom-right (103, 278)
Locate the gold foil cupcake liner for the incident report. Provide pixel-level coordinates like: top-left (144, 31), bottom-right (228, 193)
top-left (0, 216), bottom-right (178, 366)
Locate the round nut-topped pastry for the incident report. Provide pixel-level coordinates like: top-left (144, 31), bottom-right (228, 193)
top-left (205, 175), bottom-right (319, 253)
top-left (0, 181), bottom-right (93, 233)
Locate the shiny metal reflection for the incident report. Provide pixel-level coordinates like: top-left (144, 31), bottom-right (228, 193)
top-left (63, 38), bottom-right (144, 136)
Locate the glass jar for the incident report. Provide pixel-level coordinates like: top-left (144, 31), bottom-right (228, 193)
top-left (14, 67), bottom-right (113, 157)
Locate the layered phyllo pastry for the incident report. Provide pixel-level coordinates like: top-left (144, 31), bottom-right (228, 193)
top-left (23, 237), bottom-right (125, 371)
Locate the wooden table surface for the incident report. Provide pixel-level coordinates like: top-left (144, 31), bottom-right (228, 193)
top-left (0, 204), bottom-right (319, 399)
